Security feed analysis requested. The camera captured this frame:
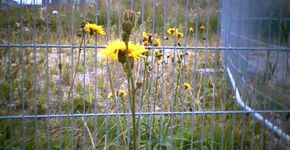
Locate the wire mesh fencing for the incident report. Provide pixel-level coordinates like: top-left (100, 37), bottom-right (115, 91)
top-left (0, 0), bottom-right (289, 149)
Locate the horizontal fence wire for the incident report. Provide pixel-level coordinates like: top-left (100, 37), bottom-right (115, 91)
top-left (1, 110), bottom-right (290, 120)
top-left (1, 44), bottom-right (290, 51)
top-left (231, 17), bottom-right (290, 21)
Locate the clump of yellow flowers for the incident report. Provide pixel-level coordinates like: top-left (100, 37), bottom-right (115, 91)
top-left (142, 32), bottom-right (161, 47)
top-left (167, 27), bottom-right (183, 39)
top-left (107, 90), bottom-right (127, 99)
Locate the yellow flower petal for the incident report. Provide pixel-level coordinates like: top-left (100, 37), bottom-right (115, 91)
top-left (117, 90), bottom-right (127, 97)
top-left (83, 23), bottom-right (106, 35)
top-left (199, 25), bottom-right (205, 32)
top-left (189, 27), bottom-right (194, 32)
top-left (167, 27), bottom-right (178, 35)
top-left (128, 42), bottom-right (148, 60)
top-left (177, 32), bottom-right (184, 38)
top-left (143, 32), bottom-right (149, 41)
top-left (107, 92), bottom-right (113, 99)
top-left (184, 82), bottom-right (192, 90)
top-left (99, 40), bottom-right (148, 62)
top-left (154, 38), bottom-right (161, 46)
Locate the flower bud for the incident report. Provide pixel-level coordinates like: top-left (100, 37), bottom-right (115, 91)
top-left (122, 10), bottom-right (135, 34)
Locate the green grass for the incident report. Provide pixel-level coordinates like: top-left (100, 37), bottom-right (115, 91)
top-left (0, 46), bottom-right (279, 149)
top-left (0, 113), bottom-right (272, 149)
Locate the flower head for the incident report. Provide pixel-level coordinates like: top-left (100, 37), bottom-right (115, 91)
top-left (82, 23), bottom-right (106, 35)
top-left (189, 27), bottom-right (194, 32)
top-left (107, 90), bottom-right (127, 99)
top-left (107, 93), bottom-right (113, 99)
top-left (122, 10), bottom-right (135, 34)
top-left (167, 28), bottom-right (183, 39)
top-left (177, 32), bottom-right (184, 38)
top-left (154, 38), bottom-right (161, 46)
top-left (116, 90), bottom-right (127, 97)
top-left (199, 25), bottom-right (205, 33)
top-left (143, 32), bottom-right (152, 42)
top-left (143, 40), bottom-right (151, 46)
top-left (155, 51), bottom-right (163, 60)
top-left (143, 32), bottom-right (153, 46)
top-left (184, 82), bottom-right (192, 90)
top-left (99, 40), bottom-right (148, 63)
top-left (167, 28), bottom-right (178, 35)
top-left (142, 32), bottom-right (161, 47)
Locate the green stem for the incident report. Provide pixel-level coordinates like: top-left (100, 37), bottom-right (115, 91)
top-left (107, 60), bottom-right (117, 105)
top-left (152, 63), bottom-right (159, 128)
top-left (123, 38), bottom-right (138, 149)
top-left (129, 73), bottom-right (137, 150)
top-left (106, 61), bottom-right (128, 147)
top-left (68, 33), bottom-right (85, 102)
top-left (143, 58), bottom-right (150, 112)
top-left (173, 60), bottom-right (183, 108)
top-left (140, 58), bottom-right (149, 111)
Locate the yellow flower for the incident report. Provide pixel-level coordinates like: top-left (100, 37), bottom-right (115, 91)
top-left (189, 27), bottom-right (194, 32)
top-left (167, 28), bottom-right (183, 39)
top-left (143, 32), bottom-right (150, 41)
top-left (107, 90), bottom-right (127, 99)
top-left (155, 51), bottom-right (163, 60)
top-left (82, 23), bottom-right (106, 35)
top-left (143, 32), bottom-right (152, 46)
top-left (154, 38), bottom-right (161, 46)
top-left (128, 42), bottom-right (149, 60)
top-left (143, 32), bottom-right (161, 47)
top-left (184, 82), bottom-right (192, 90)
top-left (107, 92), bottom-right (113, 99)
top-left (199, 25), bottom-right (205, 32)
top-left (143, 40), bottom-right (151, 46)
top-left (116, 90), bottom-right (127, 97)
top-left (167, 28), bottom-right (178, 35)
top-left (177, 32), bottom-right (183, 38)
top-left (99, 40), bottom-right (148, 62)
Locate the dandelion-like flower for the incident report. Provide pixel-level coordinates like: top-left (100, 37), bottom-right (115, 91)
top-left (107, 93), bottom-right (114, 99)
top-left (167, 28), bottom-right (183, 39)
top-left (177, 32), bottom-right (184, 38)
top-left (167, 28), bottom-right (178, 35)
top-left (82, 23), bottom-right (106, 35)
top-left (142, 32), bottom-right (161, 47)
top-left (107, 90), bottom-right (127, 99)
top-left (154, 38), bottom-right (161, 46)
top-left (189, 27), bottom-right (194, 32)
top-left (143, 40), bottom-right (151, 46)
top-left (199, 25), bottom-right (205, 33)
top-left (116, 90), bottom-right (127, 97)
top-left (143, 32), bottom-right (152, 46)
top-left (155, 51), bottom-right (163, 61)
top-left (143, 32), bottom-right (151, 42)
top-left (184, 82), bottom-right (192, 90)
top-left (99, 40), bottom-right (148, 63)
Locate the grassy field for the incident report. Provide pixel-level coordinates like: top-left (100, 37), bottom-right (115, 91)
top-left (0, 1), bottom-right (289, 149)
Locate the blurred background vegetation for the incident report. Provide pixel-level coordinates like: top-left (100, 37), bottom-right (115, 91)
top-left (0, 0), bottom-right (220, 44)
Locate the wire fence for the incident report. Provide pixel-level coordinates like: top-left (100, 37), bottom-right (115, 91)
top-left (0, 0), bottom-right (289, 149)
